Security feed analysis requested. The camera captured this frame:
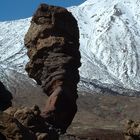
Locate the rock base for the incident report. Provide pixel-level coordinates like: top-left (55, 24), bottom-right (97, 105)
top-left (0, 106), bottom-right (60, 140)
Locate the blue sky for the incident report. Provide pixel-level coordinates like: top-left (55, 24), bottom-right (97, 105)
top-left (0, 0), bottom-right (86, 21)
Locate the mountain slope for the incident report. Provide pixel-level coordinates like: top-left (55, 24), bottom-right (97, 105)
top-left (69, 0), bottom-right (140, 94)
top-left (0, 0), bottom-right (140, 95)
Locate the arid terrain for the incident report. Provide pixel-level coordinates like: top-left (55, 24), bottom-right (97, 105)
top-left (8, 78), bottom-right (140, 140)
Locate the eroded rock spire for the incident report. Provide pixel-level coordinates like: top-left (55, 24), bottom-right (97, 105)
top-left (24, 3), bottom-right (81, 133)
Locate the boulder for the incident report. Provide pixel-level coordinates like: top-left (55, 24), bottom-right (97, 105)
top-left (0, 106), bottom-right (59, 140)
top-left (124, 120), bottom-right (140, 140)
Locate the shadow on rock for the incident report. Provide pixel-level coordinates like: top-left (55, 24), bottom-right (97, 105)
top-left (0, 106), bottom-right (60, 140)
top-left (0, 81), bottom-right (13, 111)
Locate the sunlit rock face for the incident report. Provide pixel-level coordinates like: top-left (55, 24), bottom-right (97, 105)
top-left (124, 120), bottom-right (140, 140)
top-left (0, 106), bottom-right (60, 140)
top-left (24, 4), bottom-right (81, 132)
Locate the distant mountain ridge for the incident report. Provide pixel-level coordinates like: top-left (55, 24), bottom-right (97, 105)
top-left (0, 0), bottom-right (140, 95)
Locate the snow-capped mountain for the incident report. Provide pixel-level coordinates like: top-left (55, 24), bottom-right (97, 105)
top-left (70, 0), bottom-right (140, 95)
top-left (1, 0), bottom-right (140, 95)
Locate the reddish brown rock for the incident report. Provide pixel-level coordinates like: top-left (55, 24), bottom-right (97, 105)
top-left (124, 120), bottom-right (140, 140)
top-left (0, 106), bottom-right (59, 140)
top-left (24, 4), bottom-right (81, 133)
top-left (0, 106), bottom-right (125, 140)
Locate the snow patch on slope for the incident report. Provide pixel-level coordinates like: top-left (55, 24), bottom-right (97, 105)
top-left (0, 18), bottom-right (30, 74)
top-left (69, 0), bottom-right (140, 93)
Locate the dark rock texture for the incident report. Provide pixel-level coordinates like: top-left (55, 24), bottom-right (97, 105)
top-left (24, 3), bottom-right (81, 133)
top-left (0, 81), bottom-right (12, 111)
top-left (0, 106), bottom-right (60, 140)
top-left (0, 106), bottom-right (124, 140)
top-left (124, 120), bottom-right (140, 140)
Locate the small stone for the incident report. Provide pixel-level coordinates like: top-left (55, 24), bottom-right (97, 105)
top-left (37, 133), bottom-right (48, 140)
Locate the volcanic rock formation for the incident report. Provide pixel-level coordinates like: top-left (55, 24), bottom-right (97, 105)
top-left (124, 120), bottom-right (140, 140)
top-left (0, 106), bottom-right (125, 140)
top-left (0, 81), bottom-right (12, 111)
top-left (24, 4), bottom-right (81, 133)
top-left (0, 106), bottom-right (60, 140)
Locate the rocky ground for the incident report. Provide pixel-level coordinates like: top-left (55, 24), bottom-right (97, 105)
top-left (67, 93), bottom-right (140, 140)
top-left (6, 71), bottom-right (140, 133)
top-left (12, 89), bottom-right (140, 133)
top-left (8, 84), bottom-right (140, 140)
top-left (1, 71), bottom-right (140, 139)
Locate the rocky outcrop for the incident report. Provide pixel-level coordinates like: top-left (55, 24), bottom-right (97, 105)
top-left (124, 120), bottom-right (140, 140)
top-left (0, 81), bottom-right (12, 111)
top-left (0, 105), bottom-right (124, 140)
top-left (0, 106), bottom-right (60, 140)
top-left (24, 3), bottom-right (81, 133)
